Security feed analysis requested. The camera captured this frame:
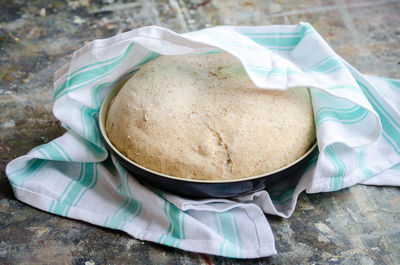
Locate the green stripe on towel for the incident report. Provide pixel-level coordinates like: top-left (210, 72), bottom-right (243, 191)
top-left (9, 159), bottom-right (48, 188)
top-left (55, 43), bottom-right (135, 100)
top-left (52, 163), bottom-right (97, 216)
top-left (315, 105), bottom-right (368, 129)
top-left (325, 146), bottom-right (346, 191)
top-left (357, 81), bottom-right (400, 154)
top-left (357, 146), bottom-right (374, 181)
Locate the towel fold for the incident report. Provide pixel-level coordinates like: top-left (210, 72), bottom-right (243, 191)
top-left (6, 22), bottom-right (400, 258)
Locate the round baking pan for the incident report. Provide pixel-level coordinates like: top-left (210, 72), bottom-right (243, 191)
top-left (99, 79), bottom-right (318, 198)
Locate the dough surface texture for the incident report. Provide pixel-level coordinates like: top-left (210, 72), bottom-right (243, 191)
top-left (106, 53), bottom-right (315, 180)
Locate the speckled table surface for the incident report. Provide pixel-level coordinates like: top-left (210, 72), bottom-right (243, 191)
top-left (1, 0), bottom-right (400, 264)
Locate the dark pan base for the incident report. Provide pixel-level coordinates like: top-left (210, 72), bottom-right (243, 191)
top-left (106, 140), bottom-right (318, 198)
top-left (100, 78), bottom-right (318, 198)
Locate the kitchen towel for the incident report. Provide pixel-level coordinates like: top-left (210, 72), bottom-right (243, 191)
top-left (5, 22), bottom-right (400, 258)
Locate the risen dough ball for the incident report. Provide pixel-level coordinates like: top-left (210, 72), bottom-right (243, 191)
top-left (106, 53), bottom-right (315, 180)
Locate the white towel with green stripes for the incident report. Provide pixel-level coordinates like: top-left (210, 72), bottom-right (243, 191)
top-left (6, 23), bottom-right (400, 258)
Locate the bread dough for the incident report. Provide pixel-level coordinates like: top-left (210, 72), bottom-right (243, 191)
top-left (106, 53), bottom-right (315, 180)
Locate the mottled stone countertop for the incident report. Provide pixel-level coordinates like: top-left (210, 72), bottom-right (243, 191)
top-left (1, 0), bottom-right (399, 264)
